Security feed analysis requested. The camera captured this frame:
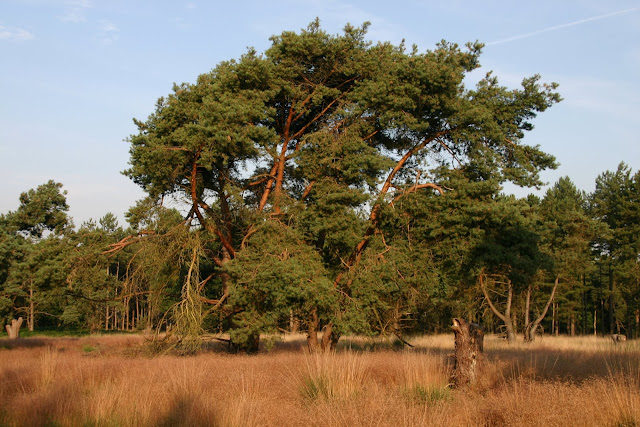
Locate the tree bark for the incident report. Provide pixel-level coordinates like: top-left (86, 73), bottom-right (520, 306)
top-left (306, 308), bottom-right (320, 352)
top-left (450, 318), bottom-right (484, 388)
top-left (524, 285), bottom-right (531, 337)
top-left (321, 323), bottom-right (339, 352)
top-left (29, 281), bottom-right (34, 332)
top-left (105, 298), bottom-right (109, 331)
top-left (608, 262), bottom-right (615, 334)
top-left (289, 310), bottom-right (299, 334)
top-left (552, 300), bottom-right (555, 337)
top-left (524, 276), bottom-right (559, 342)
top-left (570, 313), bottom-right (575, 337)
top-left (480, 273), bottom-right (516, 342)
top-left (5, 317), bottom-right (23, 339)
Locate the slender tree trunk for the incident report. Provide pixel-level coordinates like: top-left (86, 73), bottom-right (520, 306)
top-left (113, 288), bottom-right (117, 330)
top-left (125, 297), bottom-right (130, 330)
top-left (105, 299), bottom-right (109, 331)
top-left (600, 297), bottom-right (605, 335)
top-left (582, 275), bottom-right (588, 334)
top-left (147, 298), bottom-right (154, 331)
top-left (551, 299), bottom-right (555, 337)
top-left (289, 310), bottom-right (299, 334)
top-left (570, 313), bottom-right (575, 337)
top-left (594, 309), bottom-right (597, 336)
top-left (29, 280), bottom-right (34, 332)
top-left (306, 308), bottom-right (320, 352)
top-left (523, 285), bottom-right (531, 340)
top-left (608, 262), bottom-right (615, 334)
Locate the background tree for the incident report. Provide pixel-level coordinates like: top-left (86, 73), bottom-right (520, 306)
top-left (590, 163), bottom-right (640, 336)
top-left (0, 181), bottom-right (70, 331)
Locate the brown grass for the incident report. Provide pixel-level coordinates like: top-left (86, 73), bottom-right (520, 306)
top-left (0, 333), bottom-right (638, 426)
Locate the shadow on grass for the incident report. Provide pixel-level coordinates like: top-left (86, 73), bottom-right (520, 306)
top-left (0, 337), bottom-right (59, 349)
top-left (157, 396), bottom-right (216, 427)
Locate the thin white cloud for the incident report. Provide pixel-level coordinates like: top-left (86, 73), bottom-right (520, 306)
top-left (0, 25), bottom-right (35, 41)
top-left (60, 0), bottom-right (93, 23)
top-left (186, 2), bottom-right (197, 9)
top-left (487, 7), bottom-right (640, 46)
top-left (102, 22), bottom-right (118, 32)
top-left (67, 0), bottom-right (93, 7)
top-left (100, 20), bottom-right (119, 45)
top-left (61, 11), bottom-right (86, 23)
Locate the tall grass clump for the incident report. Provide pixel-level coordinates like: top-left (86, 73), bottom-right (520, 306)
top-left (300, 351), bottom-right (368, 402)
top-left (399, 352), bottom-right (450, 404)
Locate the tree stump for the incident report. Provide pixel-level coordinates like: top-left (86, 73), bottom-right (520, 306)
top-left (5, 317), bottom-right (23, 339)
top-left (450, 318), bottom-right (484, 388)
top-left (611, 334), bottom-right (627, 343)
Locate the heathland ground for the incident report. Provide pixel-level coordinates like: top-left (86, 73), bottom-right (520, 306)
top-left (1, 333), bottom-right (638, 426)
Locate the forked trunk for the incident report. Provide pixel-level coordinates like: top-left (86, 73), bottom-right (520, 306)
top-left (321, 323), bottom-right (339, 352)
top-left (524, 277), bottom-right (559, 342)
top-left (6, 317), bottom-right (23, 339)
top-left (306, 310), bottom-right (339, 352)
top-left (480, 273), bottom-right (516, 342)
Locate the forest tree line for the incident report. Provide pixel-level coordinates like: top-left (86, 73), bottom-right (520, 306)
top-left (1, 22), bottom-right (639, 351)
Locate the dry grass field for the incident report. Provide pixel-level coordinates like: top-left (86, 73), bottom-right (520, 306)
top-left (1, 333), bottom-right (638, 426)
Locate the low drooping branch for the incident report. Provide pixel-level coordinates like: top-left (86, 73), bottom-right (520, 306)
top-left (103, 231), bottom-right (155, 255)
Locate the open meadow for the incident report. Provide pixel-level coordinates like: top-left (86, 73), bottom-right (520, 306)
top-left (1, 333), bottom-right (639, 426)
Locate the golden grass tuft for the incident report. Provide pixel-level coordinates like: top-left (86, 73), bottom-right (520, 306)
top-left (0, 333), bottom-right (638, 426)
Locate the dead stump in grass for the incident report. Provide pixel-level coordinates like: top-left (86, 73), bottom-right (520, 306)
top-left (5, 317), bottom-right (23, 339)
top-left (450, 318), bottom-right (484, 388)
top-left (611, 334), bottom-right (627, 343)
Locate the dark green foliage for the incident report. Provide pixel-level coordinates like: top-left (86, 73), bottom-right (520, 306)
top-left (19, 22), bottom-right (639, 348)
top-left (589, 163), bottom-right (640, 335)
top-left (10, 180), bottom-right (70, 239)
top-left (120, 21), bottom-right (563, 347)
top-left (226, 220), bottom-right (336, 345)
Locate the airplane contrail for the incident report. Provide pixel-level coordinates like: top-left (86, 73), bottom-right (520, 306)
top-left (487, 7), bottom-right (640, 46)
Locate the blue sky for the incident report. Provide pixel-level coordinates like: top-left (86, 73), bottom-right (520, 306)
top-left (1, 0), bottom-right (639, 226)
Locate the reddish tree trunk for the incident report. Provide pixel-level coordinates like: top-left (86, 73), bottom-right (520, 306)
top-left (321, 323), bottom-right (339, 352)
top-left (306, 308), bottom-right (320, 352)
